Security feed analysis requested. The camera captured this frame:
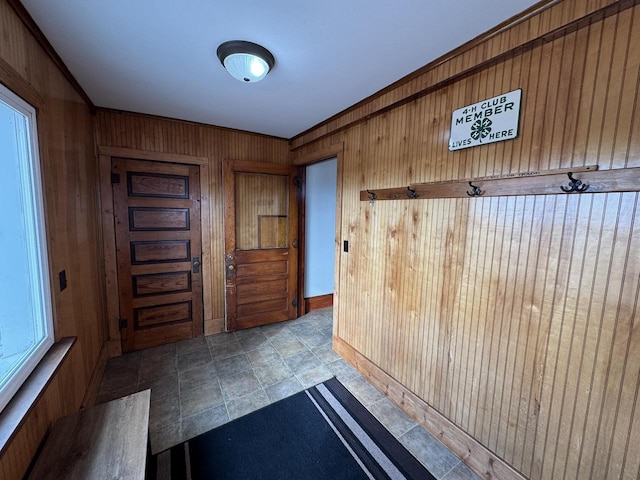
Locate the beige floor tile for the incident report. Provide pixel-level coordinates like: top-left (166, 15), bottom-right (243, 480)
top-left (98, 309), bottom-right (475, 477)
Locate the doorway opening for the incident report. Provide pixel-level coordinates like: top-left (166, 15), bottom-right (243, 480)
top-left (300, 157), bottom-right (337, 313)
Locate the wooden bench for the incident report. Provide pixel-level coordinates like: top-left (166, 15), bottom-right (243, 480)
top-left (29, 389), bottom-right (150, 480)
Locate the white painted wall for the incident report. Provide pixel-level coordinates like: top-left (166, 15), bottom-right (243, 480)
top-left (304, 158), bottom-right (337, 298)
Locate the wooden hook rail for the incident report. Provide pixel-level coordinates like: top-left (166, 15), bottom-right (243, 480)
top-left (360, 165), bottom-right (640, 202)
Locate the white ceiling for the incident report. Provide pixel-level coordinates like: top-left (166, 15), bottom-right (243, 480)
top-left (21, 0), bottom-right (543, 139)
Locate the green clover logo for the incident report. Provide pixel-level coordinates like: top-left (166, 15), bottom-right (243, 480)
top-left (470, 118), bottom-right (492, 142)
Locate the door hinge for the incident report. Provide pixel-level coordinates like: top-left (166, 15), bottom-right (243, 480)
top-left (118, 318), bottom-right (128, 329)
top-left (292, 298), bottom-right (298, 308)
top-left (293, 176), bottom-right (302, 189)
top-left (111, 172), bottom-right (120, 184)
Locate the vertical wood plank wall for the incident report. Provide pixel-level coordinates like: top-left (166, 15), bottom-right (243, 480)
top-left (292, 1), bottom-right (640, 479)
top-left (94, 110), bottom-right (289, 332)
top-left (0, 0), bottom-right (106, 478)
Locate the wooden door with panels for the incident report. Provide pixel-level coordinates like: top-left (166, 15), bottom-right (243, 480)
top-left (223, 159), bottom-right (299, 331)
top-left (112, 157), bottom-right (203, 352)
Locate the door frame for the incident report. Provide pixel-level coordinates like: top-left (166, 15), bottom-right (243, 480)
top-left (98, 146), bottom-right (210, 357)
top-left (292, 143), bottom-right (344, 325)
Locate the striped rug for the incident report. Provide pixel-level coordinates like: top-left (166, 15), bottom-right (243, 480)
top-left (148, 378), bottom-right (436, 480)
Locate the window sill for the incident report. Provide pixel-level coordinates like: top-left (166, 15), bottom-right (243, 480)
top-left (0, 337), bottom-right (76, 455)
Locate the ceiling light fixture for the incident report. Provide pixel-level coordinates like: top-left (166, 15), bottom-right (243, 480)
top-left (217, 40), bottom-right (275, 83)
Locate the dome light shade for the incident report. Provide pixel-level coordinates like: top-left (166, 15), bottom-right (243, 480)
top-left (217, 41), bottom-right (275, 83)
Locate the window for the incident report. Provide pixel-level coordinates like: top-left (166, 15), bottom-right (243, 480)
top-left (0, 83), bottom-right (54, 412)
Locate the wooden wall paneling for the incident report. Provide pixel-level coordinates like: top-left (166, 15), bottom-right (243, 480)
top-left (332, 149), bottom-right (345, 338)
top-left (294, 2), bottom-right (640, 479)
top-left (527, 195), bottom-right (570, 478)
top-left (514, 44), bottom-right (538, 173)
top-left (436, 198), bottom-right (456, 407)
top-left (504, 195), bottom-right (540, 466)
top-left (0, 56), bottom-right (44, 109)
top-left (485, 197), bottom-right (518, 452)
top-left (613, 298), bottom-right (640, 479)
top-left (554, 195), bottom-right (597, 478)
top-left (98, 147), bottom-right (213, 341)
top-left (95, 112), bottom-right (290, 333)
top-left (546, 197), bottom-right (586, 475)
top-left (98, 154), bottom-right (122, 348)
top-left (557, 23), bottom-right (584, 168)
top-left (0, 0), bottom-right (106, 476)
top-left (346, 128), bottom-right (368, 351)
top-left (420, 198), bottom-right (438, 402)
top-left (359, 166), bottom-right (640, 201)
top-left (610, 6), bottom-right (639, 168)
top-left (556, 194), bottom-right (606, 476)
top-left (4, 0), bottom-right (94, 111)
top-left (589, 13), bottom-right (617, 168)
top-left (0, 339), bottom-right (74, 457)
top-left (289, 0), bottom-right (625, 151)
top-left (334, 336), bottom-right (526, 480)
top-left (292, 142), bottom-right (343, 166)
top-left (504, 50), bottom-right (524, 173)
top-left (199, 156), bottom-right (216, 332)
top-left (623, 7), bottom-right (640, 168)
top-left (478, 197), bottom-right (505, 446)
top-left (601, 11), bottom-right (629, 168)
top-left (290, 141), bottom-right (344, 321)
top-left (449, 197), bottom-right (472, 427)
top-left (581, 193), bottom-right (639, 479)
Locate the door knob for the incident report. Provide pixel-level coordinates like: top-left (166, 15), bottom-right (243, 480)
top-left (192, 256), bottom-right (201, 273)
top-left (226, 264), bottom-right (235, 278)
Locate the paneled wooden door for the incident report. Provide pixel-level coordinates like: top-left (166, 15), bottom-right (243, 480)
top-left (223, 160), bottom-right (298, 331)
top-left (112, 157), bottom-right (203, 352)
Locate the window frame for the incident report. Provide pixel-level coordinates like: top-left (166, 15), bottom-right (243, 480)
top-left (0, 82), bottom-right (54, 413)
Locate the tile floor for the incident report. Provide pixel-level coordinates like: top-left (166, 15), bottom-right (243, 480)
top-left (97, 307), bottom-right (480, 480)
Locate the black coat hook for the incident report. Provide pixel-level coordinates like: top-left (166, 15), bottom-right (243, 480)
top-left (561, 172), bottom-right (589, 193)
top-left (366, 189), bottom-right (377, 203)
top-left (467, 181), bottom-right (483, 197)
top-left (406, 186), bottom-right (418, 199)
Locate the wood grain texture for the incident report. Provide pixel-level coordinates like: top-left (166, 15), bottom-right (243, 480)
top-left (234, 173), bottom-right (288, 249)
top-left (304, 293), bottom-right (333, 312)
top-left (292, 142), bottom-right (344, 315)
top-left (94, 111), bottom-right (290, 332)
top-left (296, 2), bottom-right (640, 479)
top-left (79, 342), bottom-right (110, 410)
top-left (223, 160), bottom-right (298, 330)
top-left (0, 338), bottom-right (75, 455)
top-left (289, 0), bottom-right (630, 150)
top-left (4, 0), bottom-right (95, 111)
top-left (334, 336), bottom-right (525, 480)
top-left (0, 1), bottom-right (107, 477)
top-left (29, 390), bottom-right (150, 480)
top-left (360, 166), bottom-right (640, 201)
top-left (99, 147), bottom-right (211, 351)
top-left (112, 158), bottom-right (203, 351)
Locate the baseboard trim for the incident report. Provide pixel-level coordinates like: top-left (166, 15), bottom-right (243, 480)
top-left (333, 336), bottom-right (525, 480)
top-left (304, 293), bottom-right (333, 312)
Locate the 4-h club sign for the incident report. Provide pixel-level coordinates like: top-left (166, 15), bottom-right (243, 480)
top-left (449, 89), bottom-right (522, 151)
